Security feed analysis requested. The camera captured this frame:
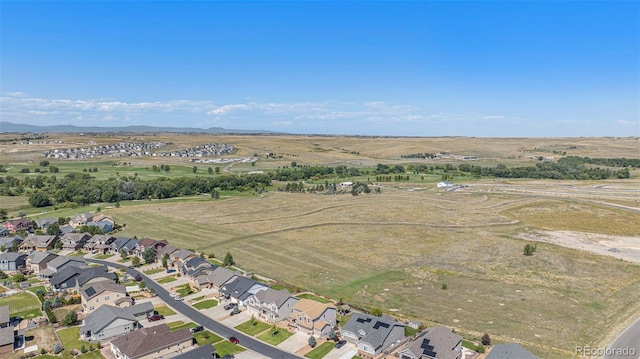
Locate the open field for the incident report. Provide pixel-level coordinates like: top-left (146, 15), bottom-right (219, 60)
top-left (2, 134), bottom-right (640, 358)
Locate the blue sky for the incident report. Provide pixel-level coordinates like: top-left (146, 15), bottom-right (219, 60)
top-left (1, 1), bottom-right (638, 137)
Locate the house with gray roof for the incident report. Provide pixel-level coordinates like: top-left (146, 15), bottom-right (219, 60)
top-left (220, 275), bottom-right (268, 305)
top-left (84, 234), bottom-right (115, 253)
top-left (399, 327), bottom-right (462, 359)
top-left (173, 343), bottom-right (216, 359)
top-left (0, 236), bottom-right (23, 252)
top-left (35, 218), bottom-right (57, 230)
top-left (485, 343), bottom-right (538, 359)
top-left (19, 234), bottom-right (58, 252)
top-left (51, 265), bottom-right (116, 292)
top-left (82, 280), bottom-right (130, 313)
top-left (0, 252), bottom-right (27, 272)
top-left (27, 251), bottom-right (58, 274)
top-left (59, 224), bottom-right (75, 234)
top-left (81, 302), bottom-right (154, 342)
top-left (39, 255), bottom-right (85, 279)
top-left (0, 305), bottom-right (12, 356)
top-left (110, 323), bottom-right (193, 359)
top-left (155, 244), bottom-right (177, 262)
top-left (109, 237), bottom-right (139, 256)
top-left (204, 266), bottom-right (238, 293)
top-left (70, 213), bottom-right (93, 227)
top-left (60, 233), bottom-right (91, 250)
top-left (246, 288), bottom-right (299, 323)
top-left (341, 313), bottom-right (406, 357)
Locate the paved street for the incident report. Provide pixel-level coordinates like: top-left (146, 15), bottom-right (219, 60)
top-left (604, 317), bottom-right (640, 359)
top-left (87, 258), bottom-right (303, 359)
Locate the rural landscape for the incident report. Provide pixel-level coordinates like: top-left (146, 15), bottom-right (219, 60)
top-left (1, 131), bottom-right (638, 358)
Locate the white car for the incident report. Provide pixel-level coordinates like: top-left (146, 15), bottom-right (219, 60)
top-left (170, 292), bottom-right (177, 297)
top-left (175, 296), bottom-right (184, 301)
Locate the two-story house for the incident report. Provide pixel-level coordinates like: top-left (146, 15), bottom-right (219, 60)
top-left (3, 218), bottom-right (32, 234)
top-left (288, 298), bottom-right (337, 337)
top-left (81, 280), bottom-right (131, 313)
top-left (85, 234), bottom-right (116, 254)
top-left (109, 237), bottom-right (140, 256)
top-left (246, 288), bottom-right (299, 324)
top-left (50, 265), bottom-right (116, 292)
top-left (341, 313), bottom-right (405, 358)
top-left (0, 305), bottom-right (13, 356)
top-left (19, 234), bottom-right (58, 252)
top-left (219, 276), bottom-right (268, 306)
top-left (110, 324), bottom-right (193, 359)
top-left (39, 255), bottom-right (85, 280)
top-left (0, 252), bottom-right (27, 272)
top-left (27, 251), bottom-right (58, 274)
top-left (60, 233), bottom-right (92, 251)
top-left (70, 213), bottom-right (94, 228)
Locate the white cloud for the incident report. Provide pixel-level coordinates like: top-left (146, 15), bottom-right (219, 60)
top-left (483, 115), bottom-right (506, 120)
top-left (616, 119), bottom-right (638, 126)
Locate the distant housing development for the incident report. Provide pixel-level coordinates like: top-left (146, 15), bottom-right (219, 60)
top-left (42, 142), bottom-right (235, 159)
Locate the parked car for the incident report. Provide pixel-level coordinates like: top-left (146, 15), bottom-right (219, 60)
top-left (166, 269), bottom-right (176, 273)
top-left (335, 340), bottom-right (346, 349)
top-left (229, 336), bottom-right (239, 344)
top-left (190, 325), bottom-right (204, 333)
top-left (170, 292), bottom-right (177, 297)
top-left (148, 315), bottom-right (164, 322)
top-left (175, 296), bottom-right (184, 301)
top-left (223, 303), bottom-right (237, 310)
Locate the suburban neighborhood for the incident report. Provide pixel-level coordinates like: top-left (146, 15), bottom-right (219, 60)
top-left (0, 211), bottom-right (538, 359)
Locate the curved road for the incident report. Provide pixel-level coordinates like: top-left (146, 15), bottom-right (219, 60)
top-left (87, 258), bottom-right (302, 359)
top-left (604, 317), bottom-right (640, 359)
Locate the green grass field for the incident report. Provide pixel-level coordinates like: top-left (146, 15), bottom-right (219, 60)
top-left (93, 254), bottom-right (113, 260)
top-left (170, 322), bottom-right (196, 332)
top-left (214, 340), bottom-right (246, 357)
top-left (193, 299), bottom-right (218, 310)
top-left (296, 293), bottom-right (332, 303)
top-left (257, 328), bottom-right (294, 345)
top-left (57, 327), bottom-right (92, 353)
top-left (157, 275), bottom-right (177, 284)
top-left (234, 319), bottom-right (272, 336)
top-left (0, 292), bottom-right (42, 319)
top-left (153, 305), bottom-right (176, 316)
top-left (143, 268), bottom-right (166, 275)
top-left (305, 342), bottom-right (335, 359)
top-left (193, 330), bottom-right (223, 346)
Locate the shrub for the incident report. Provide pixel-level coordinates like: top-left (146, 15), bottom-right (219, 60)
top-left (481, 333), bottom-right (491, 346)
top-left (53, 343), bottom-right (63, 354)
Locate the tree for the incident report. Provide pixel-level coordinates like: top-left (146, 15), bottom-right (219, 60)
top-left (208, 167), bottom-right (213, 174)
top-left (139, 281), bottom-right (146, 290)
top-left (29, 192), bottom-right (51, 207)
top-left (308, 336), bottom-right (316, 348)
top-left (53, 343), bottom-right (63, 354)
top-left (120, 249), bottom-right (129, 259)
top-left (215, 166), bottom-right (220, 174)
top-left (370, 307), bottom-right (383, 317)
top-left (18, 211), bottom-right (27, 218)
top-left (0, 208), bottom-right (7, 221)
top-left (162, 253), bottom-right (169, 268)
top-left (328, 328), bottom-right (335, 340)
top-left (142, 247), bottom-right (157, 264)
top-left (40, 160), bottom-right (50, 167)
top-left (223, 251), bottom-right (235, 267)
top-left (481, 333), bottom-right (491, 346)
top-left (61, 310), bottom-right (77, 326)
top-left (80, 344), bottom-right (87, 353)
top-left (0, 245), bottom-right (5, 253)
top-left (55, 239), bottom-right (63, 250)
top-left (131, 256), bottom-right (141, 267)
top-left (12, 273), bottom-right (25, 283)
top-left (47, 223), bottom-right (60, 236)
top-left (523, 243), bottom-right (537, 256)
top-left (192, 166), bottom-right (198, 173)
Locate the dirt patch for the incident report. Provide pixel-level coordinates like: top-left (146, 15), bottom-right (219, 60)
top-left (517, 230), bottom-right (640, 264)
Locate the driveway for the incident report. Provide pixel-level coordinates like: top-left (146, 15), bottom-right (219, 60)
top-left (202, 303), bottom-right (230, 320)
top-left (221, 310), bottom-right (252, 328)
top-left (87, 258), bottom-right (302, 359)
top-left (235, 350), bottom-right (271, 359)
top-left (323, 343), bottom-right (358, 359)
top-left (277, 332), bottom-right (310, 353)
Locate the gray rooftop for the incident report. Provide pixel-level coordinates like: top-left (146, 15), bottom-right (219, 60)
top-left (28, 251), bottom-right (57, 264)
top-left (0, 305), bottom-right (9, 324)
top-left (81, 280), bottom-right (126, 300)
top-left (110, 324), bottom-right (192, 358)
top-left (206, 267), bottom-right (237, 287)
top-left (0, 326), bottom-right (14, 346)
top-left (401, 327), bottom-right (462, 359)
top-left (485, 343), bottom-right (538, 359)
top-left (0, 252), bottom-right (27, 262)
top-left (342, 313), bottom-right (404, 350)
top-left (220, 276), bottom-right (261, 299)
top-left (81, 302), bottom-right (154, 336)
top-left (173, 343), bottom-right (216, 359)
top-left (253, 288), bottom-right (293, 308)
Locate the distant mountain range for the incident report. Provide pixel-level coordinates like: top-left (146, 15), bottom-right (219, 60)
top-left (0, 121), bottom-right (282, 134)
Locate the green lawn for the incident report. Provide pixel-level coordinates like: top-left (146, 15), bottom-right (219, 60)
top-left (193, 330), bottom-right (223, 346)
top-left (153, 305), bottom-right (176, 316)
top-left (57, 327), bottom-right (92, 352)
top-left (143, 268), bottom-right (166, 275)
top-left (93, 253), bottom-right (114, 260)
top-left (191, 295), bottom-right (206, 302)
top-left (305, 342), bottom-right (336, 359)
top-left (270, 284), bottom-right (294, 292)
top-left (176, 283), bottom-right (194, 297)
top-left (157, 275), bottom-right (177, 284)
top-left (28, 277), bottom-right (44, 284)
top-left (166, 320), bottom-right (185, 329)
top-left (170, 322), bottom-right (196, 332)
top-left (214, 340), bottom-right (246, 357)
top-left (0, 291), bottom-right (42, 318)
top-left (193, 299), bottom-right (218, 310)
top-left (234, 319), bottom-right (271, 336)
top-left (257, 327), bottom-right (294, 345)
top-left (296, 293), bottom-right (332, 303)
top-left (117, 258), bottom-right (131, 263)
top-left (405, 325), bottom-right (419, 337)
top-left (27, 285), bottom-right (47, 294)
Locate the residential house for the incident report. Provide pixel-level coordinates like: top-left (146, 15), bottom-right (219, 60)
top-left (110, 238), bottom-right (139, 256)
top-left (155, 244), bottom-right (177, 263)
top-left (0, 236), bottom-right (23, 252)
top-left (70, 213), bottom-right (94, 228)
top-left (169, 249), bottom-right (196, 267)
top-left (219, 275), bottom-right (268, 306)
top-left (59, 224), bottom-right (75, 234)
top-left (485, 343), bottom-right (538, 359)
top-left (0, 252), bottom-right (27, 272)
top-left (288, 298), bottom-right (337, 337)
top-left (60, 233), bottom-right (91, 251)
top-left (0, 305), bottom-right (13, 356)
top-left (39, 255), bottom-right (85, 280)
top-left (341, 313), bottom-right (406, 358)
top-left (19, 234), bottom-right (58, 252)
top-left (399, 327), bottom-right (462, 359)
top-left (50, 265), bottom-right (116, 292)
top-left (34, 218), bottom-right (57, 230)
top-left (204, 266), bottom-right (238, 294)
top-left (81, 280), bottom-right (130, 313)
top-left (110, 324), bottom-right (193, 359)
top-left (80, 302), bottom-right (154, 342)
top-left (3, 218), bottom-right (32, 233)
top-left (0, 228), bottom-right (9, 237)
top-left (93, 214), bottom-right (115, 227)
top-left (246, 288), bottom-right (299, 324)
top-left (86, 220), bottom-right (114, 233)
top-left (85, 234), bottom-right (116, 254)
top-left (27, 251), bottom-right (58, 274)
top-left (173, 343), bottom-right (216, 359)
top-left (436, 181), bottom-right (454, 189)
top-left (181, 256), bottom-right (214, 279)
top-left (132, 238), bottom-right (167, 259)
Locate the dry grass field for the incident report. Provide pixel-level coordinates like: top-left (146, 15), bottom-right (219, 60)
top-left (2, 134), bottom-right (639, 358)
